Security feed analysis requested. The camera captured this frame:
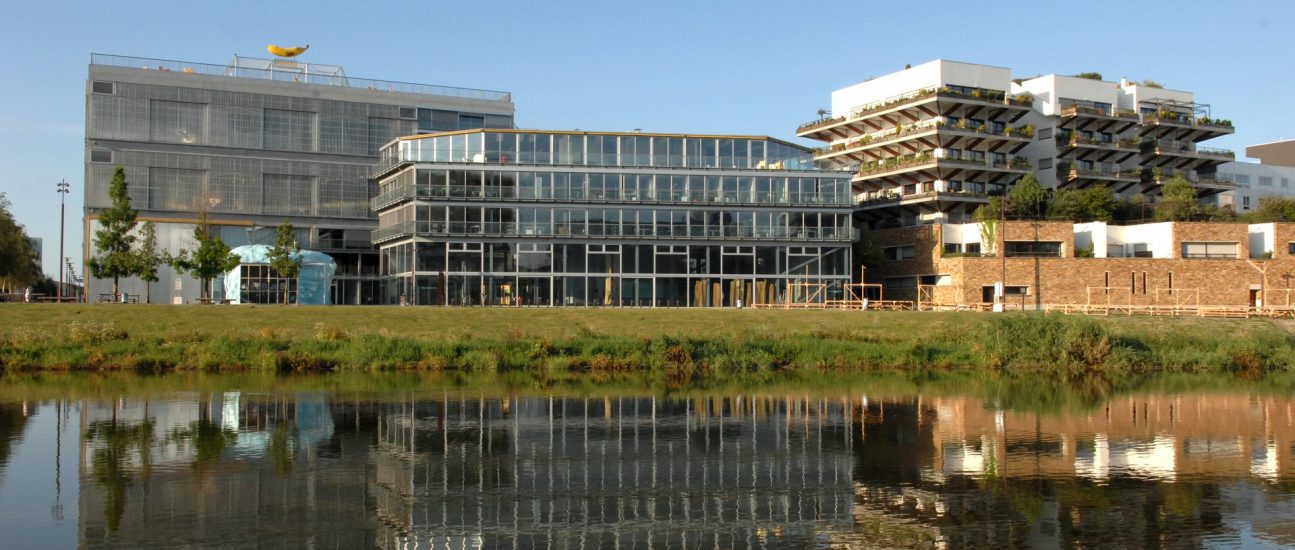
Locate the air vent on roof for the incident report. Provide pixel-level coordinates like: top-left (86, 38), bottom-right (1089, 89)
top-left (92, 81), bottom-right (115, 94)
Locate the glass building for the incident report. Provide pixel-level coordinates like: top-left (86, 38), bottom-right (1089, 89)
top-left (372, 130), bottom-right (855, 307)
top-left (84, 54), bottom-right (515, 304)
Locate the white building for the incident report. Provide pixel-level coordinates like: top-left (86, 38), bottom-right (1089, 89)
top-left (1215, 139), bottom-right (1295, 213)
top-left (797, 61), bottom-right (1237, 228)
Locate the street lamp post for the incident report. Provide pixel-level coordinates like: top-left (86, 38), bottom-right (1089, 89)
top-left (56, 179), bottom-right (69, 302)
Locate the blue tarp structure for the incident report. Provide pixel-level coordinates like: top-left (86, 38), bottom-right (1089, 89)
top-left (224, 245), bottom-right (337, 305)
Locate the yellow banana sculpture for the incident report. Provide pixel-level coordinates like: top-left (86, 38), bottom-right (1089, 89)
top-left (266, 44), bottom-right (309, 58)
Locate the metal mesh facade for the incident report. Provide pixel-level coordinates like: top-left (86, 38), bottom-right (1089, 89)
top-left (84, 55), bottom-right (515, 304)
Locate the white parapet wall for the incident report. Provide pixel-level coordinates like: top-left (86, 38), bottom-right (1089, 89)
top-left (830, 60), bottom-right (1014, 117)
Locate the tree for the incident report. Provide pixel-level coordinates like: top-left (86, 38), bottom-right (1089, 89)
top-left (1243, 196), bottom-right (1295, 222)
top-left (1049, 187), bottom-right (1117, 222)
top-left (1154, 175), bottom-right (1201, 221)
top-left (0, 193), bottom-right (41, 292)
top-left (171, 216), bottom-right (240, 302)
top-left (267, 221), bottom-right (302, 304)
top-left (88, 167), bottom-right (143, 299)
top-left (1006, 174), bottom-right (1048, 219)
top-left (135, 222), bottom-right (165, 303)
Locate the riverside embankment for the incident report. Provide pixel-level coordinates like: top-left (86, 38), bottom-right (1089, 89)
top-left (3, 305), bottom-right (1293, 386)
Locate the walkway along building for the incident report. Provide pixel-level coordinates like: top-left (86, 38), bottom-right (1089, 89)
top-left (371, 130), bottom-right (855, 306)
top-left (84, 53), bottom-right (514, 304)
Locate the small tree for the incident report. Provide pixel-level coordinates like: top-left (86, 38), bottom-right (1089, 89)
top-left (1006, 174), bottom-right (1048, 219)
top-left (267, 222), bottom-right (302, 304)
top-left (135, 222), bottom-right (165, 303)
top-left (171, 219), bottom-right (240, 302)
top-left (973, 202), bottom-right (1001, 255)
top-left (1154, 175), bottom-right (1200, 221)
top-left (88, 167), bottom-right (142, 299)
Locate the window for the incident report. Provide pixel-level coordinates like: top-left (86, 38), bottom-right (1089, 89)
top-left (884, 276), bottom-right (916, 289)
top-left (1038, 128), bottom-right (1052, 140)
top-left (884, 245), bottom-right (916, 261)
top-left (1039, 158), bottom-right (1052, 170)
top-left (90, 150), bottom-right (112, 163)
top-left (459, 115), bottom-right (484, 130)
top-left (1259, 176), bottom-right (1273, 186)
top-left (91, 81), bottom-right (115, 94)
top-left (238, 264), bottom-right (297, 304)
top-left (1243, 196), bottom-right (1251, 210)
top-left (1234, 174), bottom-right (1251, 185)
top-left (398, 107), bottom-right (416, 119)
top-left (1287, 242), bottom-right (1295, 255)
top-left (1182, 242), bottom-right (1237, 259)
top-left (1005, 241), bottom-right (1062, 257)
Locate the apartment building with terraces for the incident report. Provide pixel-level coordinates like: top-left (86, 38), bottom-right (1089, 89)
top-left (797, 61), bottom-right (1236, 230)
top-left (1014, 73), bottom-right (1235, 199)
top-left (797, 60), bottom-right (1035, 229)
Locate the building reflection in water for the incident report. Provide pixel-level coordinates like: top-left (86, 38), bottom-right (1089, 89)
top-left (68, 391), bottom-right (1295, 548)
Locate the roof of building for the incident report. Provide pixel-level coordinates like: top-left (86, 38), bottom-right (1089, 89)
top-left (1246, 139), bottom-right (1295, 167)
top-left (89, 53), bottom-right (511, 102)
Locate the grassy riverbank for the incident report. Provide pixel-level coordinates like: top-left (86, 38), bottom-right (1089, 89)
top-left (1, 305), bottom-right (1293, 384)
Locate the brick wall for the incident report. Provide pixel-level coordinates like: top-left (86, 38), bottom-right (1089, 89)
top-left (869, 221), bottom-right (1295, 307)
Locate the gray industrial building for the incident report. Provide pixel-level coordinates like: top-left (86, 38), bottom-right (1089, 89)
top-left (83, 53), bottom-right (515, 304)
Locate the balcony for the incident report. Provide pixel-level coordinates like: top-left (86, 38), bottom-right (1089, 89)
top-left (857, 189), bottom-right (991, 211)
top-left (797, 86), bottom-right (1030, 139)
top-left (1059, 166), bottom-right (1141, 185)
top-left (1140, 111), bottom-right (1235, 141)
top-left (813, 122), bottom-right (1033, 161)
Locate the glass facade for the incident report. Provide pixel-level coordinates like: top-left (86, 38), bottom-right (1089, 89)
top-left (375, 130), bottom-right (854, 307)
top-left (84, 55), bottom-right (515, 304)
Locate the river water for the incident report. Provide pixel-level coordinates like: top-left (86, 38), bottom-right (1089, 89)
top-left (1, 379), bottom-right (1293, 549)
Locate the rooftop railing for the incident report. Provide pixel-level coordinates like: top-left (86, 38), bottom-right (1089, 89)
top-left (90, 53), bottom-right (512, 101)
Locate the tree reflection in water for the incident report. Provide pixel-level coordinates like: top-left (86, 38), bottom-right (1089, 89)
top-left (50, 385), bottom-right (1295, 548)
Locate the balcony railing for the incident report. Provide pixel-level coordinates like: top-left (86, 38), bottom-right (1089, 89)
top-left (797, 86), bottom-right (1027, 133)
top-left (371, 182), bottom-right (854, 210)
top-left (1140, 139), bottom-right (1235, 158)
top-left (813, 121), bottom-right (1033, 157)
top-left (1063, 134), bottom-right (1139, 149)
top-left (1144, 111), bottom-right (1235, 131)
top-left (1062, 167), bottom-right (1140, 180)
top-left (856, 153), bottom-right (1030, 178)
top-left (858, 189), bottom-right (990, 205)
top-left (372, 220), bottom-right (852, 243)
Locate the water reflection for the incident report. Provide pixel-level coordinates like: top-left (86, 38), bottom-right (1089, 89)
top-left (1, 388), bottom-right (1292, 548)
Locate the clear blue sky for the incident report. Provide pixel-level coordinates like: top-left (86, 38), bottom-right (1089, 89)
top-left (2, 0), bottom-right (1292, 279)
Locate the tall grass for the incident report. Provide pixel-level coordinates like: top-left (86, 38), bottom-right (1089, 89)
top-left (3, 307), bottom-right (1295, 387)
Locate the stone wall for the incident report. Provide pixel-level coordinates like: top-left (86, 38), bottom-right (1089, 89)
top-left (868, 221), bottom-right (1295, 307)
